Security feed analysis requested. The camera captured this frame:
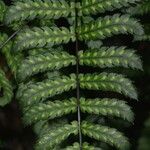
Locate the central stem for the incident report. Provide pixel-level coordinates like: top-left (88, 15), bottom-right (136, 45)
top-left (75, 1), bottom-right (82, 149)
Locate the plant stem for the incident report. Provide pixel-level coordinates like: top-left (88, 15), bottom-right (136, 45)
top-left (0, 29), bottom-right (21, 49)
top-left (75, 1), bottom-right (82, 149)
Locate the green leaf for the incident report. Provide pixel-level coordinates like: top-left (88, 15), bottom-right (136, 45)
top-left (2, 0), bottom-right (143, 149)
top-left (0, 0), bottom-right (6, 22)
top-left (63, 143), bottom-right (80, 150)
top-left (0, 33), bottom-right (23, 75)
top-left (34, 119), bottom-right (68, 138)
top-left (79, 0), bottom-right (140, 15)
top-left (5, 0), bottom-right (75, 24)
top-left (17, 74), bottom-right (77, 107)
top-left (35, 121), bottom-right (78, 150)
top-left (134, 34), bottom-right (150, 41)
top-left (18, 51), bottom-right (76, 80)
top-left (14, 27), bottom-right (75, 51)
top-left (126, 1), bottom-right (150, 15)
top-left (23, 98), bottom-right (77, 125)
top-left (64, 142), bottom-right (102, 150)
top-left (46, 71), bottom-right (61, 79)
top-left (78, 14), bottom-right (144, 41)
top-left (81, 121), bottom-right (129, 150)
top-left (0, 69), bottom-right (13, 106)
top-left (80, 98), bottom-right (134, 122)
top-left (27, 46), bottom-right (64, 56)
top-left (79, 46), bottom-right (143, 70)
top-left (34, 120), bottom-right (49, 137)
top-left (79, 73), bottom-right (138, 99)
top-left (87, 40), bottom-right (103, 49)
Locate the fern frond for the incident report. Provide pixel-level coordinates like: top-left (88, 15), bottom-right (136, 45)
top-left (4, 0), bottom-right (74, 24)
top-left (80, 98), bottom-right (134, 122)
top-left (134, 34), bottom-right (150, 41)
top-left (0, 0), bottom-right (6, 22)
top-left (0, 34), bottom-right (22, 75)
top-left (18, 51), bottom-right (76, 80)
top-left (63, 142), bottom-right (80, 150)
top-left (79, 0), bottom-right (140, 16)
top-left (64, 142), bottom-right (102, 150)
top-left (3, 0), bottom-right (143, 148)
top-left (79, 73), bottom-right (137, 99)
top-left (46, 71), bottom-right (61, 79)
top-left (82, 142), bottom-right (102, 150)
top-left (34, 120), bottom-right (49, 137)
top-left (78, 14), bottom-right (144, 41)
top-left (17, 74), bottom-right (76, 107)
top-left (35, 121), bottom-right (78, 150)
top-left (34, 119), bottom-right (68, 137)
top-left (34, 120), bottom-right (65, 149)
top-left (81, 121), bottom-right (129, 150)
top-left (28, 48), bottom-right (50, 56)
top-left (126, 1), bottom-right (150, 15)
top-left (28, 46), bottom-right (64, 56)
top-left (14, 27), bottom-right (75, 52)
top-left (87, 40), bottom-right (103, 49)
top-left (79, 46), bottom-right (142, 70)
top-left (0, 69), bottom-right (13, 106)
top-left (23, 98), bottom-right (77, 125)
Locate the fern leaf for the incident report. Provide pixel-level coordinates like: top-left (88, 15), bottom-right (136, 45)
top-left (64, 142), bottom-right (102, 150)
top-left (134, 34), bottom-right (150, 41)
top-left (23, 98), bottom-right (77, 125)
top-left (35, 121), bottom-right (78, 150)
top-left (0, 69), bottom-right (13, 106)
top-left (28, 48), bottom-right (49, 56)
top-left (28, 47), bottom-right (59, 56)
top-left (87, 40), bottom-right (103, 49)
top-left (34, 120), bottom-right (68, 150)
top-left (0, 0), bottom-right (6, 22)
top-left (79, 73), bottom-right (137, 99)
top-left (46, 71), bottom-right (61, 79)
top-left (18, 51), bottom-right (76, 80)
top-left (63, 143), bottom-right (80, 150)
top-left (80, 0), bottom-right (140, 16)
top-left (78, 14), bottom-right (144, 41)
top-left (2, 0), bottom-right (143, 148)
top-left (79, 46), bottom-right (142, 70)
top-left (34, 120), bottom-right (49, 137)
top-left (80, 98), bottom-right (134, 122)
top-left (126, 1), bottom-right (150, 15)
top-left (0, 33), bottom-right (23, 75)
top-left (34, 119), bottom-right (68, 138)
top-left (4, 0), bottom-right (74, 24)
top-left (81, 121), bottom-right (129, 150)
top-left (14, 27), bottom-right (75, 51)
top-left (17, 74), bottom-right (76, 107)
top-left (82, 143), bottom-right (102, 150)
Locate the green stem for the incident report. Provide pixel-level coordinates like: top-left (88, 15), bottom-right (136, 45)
top-left (0, 29), bottom-right (21, 49)
top-left (75, 1), bottom-right (82, 149)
